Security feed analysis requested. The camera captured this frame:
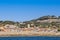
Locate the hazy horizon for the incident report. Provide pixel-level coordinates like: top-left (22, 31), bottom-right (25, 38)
top-left (0, 0), bottom-right (60, 22)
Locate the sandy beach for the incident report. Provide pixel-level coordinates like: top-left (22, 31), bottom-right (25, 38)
top-left (0, 31), bottom-right (60, 37)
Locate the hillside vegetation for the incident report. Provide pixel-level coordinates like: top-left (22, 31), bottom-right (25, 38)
top-left (0, 15), bottom-right (60, 30)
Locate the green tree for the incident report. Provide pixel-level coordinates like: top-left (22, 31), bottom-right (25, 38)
top-left (2, 21), bottom-right (15, 25)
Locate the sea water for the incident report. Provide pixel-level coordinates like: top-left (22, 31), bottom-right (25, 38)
top-left (0, 36), bottom-right (60, 40)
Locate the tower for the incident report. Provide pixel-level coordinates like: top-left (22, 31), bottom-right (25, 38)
top-left (27, 24), bottom-right (30, 28)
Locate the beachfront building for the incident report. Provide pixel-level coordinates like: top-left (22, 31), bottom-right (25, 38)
top-left (38, 28), bottom-right (58, 32)
top-left (4, 24), bottom-right (17, 29)
top-left (4, 24), bottom-right (18, 32)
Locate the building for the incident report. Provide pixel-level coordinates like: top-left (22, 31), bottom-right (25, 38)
top-left (4, 24), bottom-right (17, 29)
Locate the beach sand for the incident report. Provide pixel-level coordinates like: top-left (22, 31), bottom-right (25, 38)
top-left (0, 31), bottom-right (60, 37)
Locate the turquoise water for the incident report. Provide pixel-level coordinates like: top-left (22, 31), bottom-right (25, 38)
top-left (0, 36), bottom-right (60, 40)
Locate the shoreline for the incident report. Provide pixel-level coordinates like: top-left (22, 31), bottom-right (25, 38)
top-left (0, 31), bottom-right (60, 37)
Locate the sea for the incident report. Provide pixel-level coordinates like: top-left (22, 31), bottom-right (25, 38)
top-left (0, 36), bottom-right (60, 40)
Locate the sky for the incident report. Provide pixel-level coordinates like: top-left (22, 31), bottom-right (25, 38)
top-left (0, 0), bottom-right (60, 22)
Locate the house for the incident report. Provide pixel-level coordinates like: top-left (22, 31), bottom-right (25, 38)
top-left (3, 24), bottom-right (19, 32)
top-left (4, 24), bottom-right (17, 29)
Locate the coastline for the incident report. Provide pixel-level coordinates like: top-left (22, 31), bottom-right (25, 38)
top-left (0, 31), bottom-right (60, 37)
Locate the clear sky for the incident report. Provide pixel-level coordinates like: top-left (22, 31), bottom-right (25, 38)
top-left (0, 0), bottom-right (60, 22)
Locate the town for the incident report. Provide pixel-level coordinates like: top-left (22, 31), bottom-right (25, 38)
top-left (0, 15), bottom-right (60, 36)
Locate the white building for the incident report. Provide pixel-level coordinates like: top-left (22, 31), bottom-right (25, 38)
top-left (4, 24), bottom-right (17, 29)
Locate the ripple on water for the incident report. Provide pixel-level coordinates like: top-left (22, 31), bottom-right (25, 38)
top-left (0, 36), bottom-right (60, 40)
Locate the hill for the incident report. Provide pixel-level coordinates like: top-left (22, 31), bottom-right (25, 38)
top-left (0, 15), bottom-right (60, 29)
top-left (23, 15), bottom-right (60, 29)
